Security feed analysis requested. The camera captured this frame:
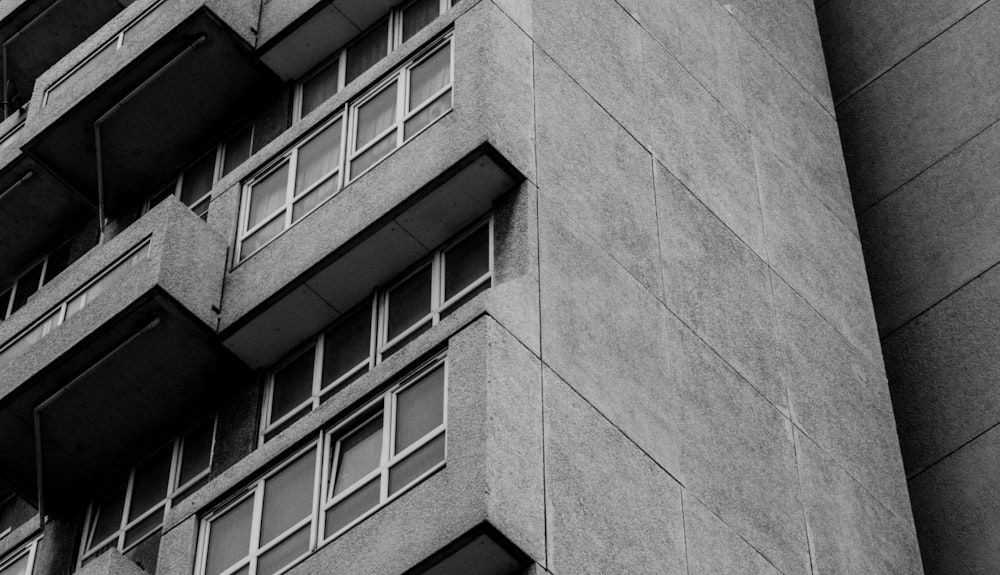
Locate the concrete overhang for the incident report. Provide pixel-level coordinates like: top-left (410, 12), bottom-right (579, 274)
top-left (0, 199), bottom-right (245, 511)
top-left (0, 138), bottom-right (93, 281)
top-left (257, 0), bottom-right (398, 80)
top-left (221, 146), bottom-right (520, 370)
top-left (407, 527), bottom-right (528, 575)
top-left (0, 0), bottom-right (126, 111)
top-left (24, 0), bottom-right (278, 218)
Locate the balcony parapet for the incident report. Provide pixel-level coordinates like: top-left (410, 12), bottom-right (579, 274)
top-left (24, 0), bottom-right (275, 218)
top-left (0, 198), bottom-right (242, 512)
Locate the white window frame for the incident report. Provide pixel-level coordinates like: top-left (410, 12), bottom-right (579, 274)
top-left (78, 416), bottom-right (217, 568)
top-left (235, 115), bottom-right (347, 262)
top-left (198, 356), bottom-right (447, 575)
top-left (42, 0), bottom-right (171, 106)
top-left (0, 537), bottom-right (40, 575)
top-left (258, 217), bottom-right (489, 443)
top-left (0, 241), bottom-right (72, 322)
top-left (293, 0), bottom-right (453, 123)
top-left (346, 33), bottom-right (454, 183)
top-left (143, 123), bottom-right (256, 219)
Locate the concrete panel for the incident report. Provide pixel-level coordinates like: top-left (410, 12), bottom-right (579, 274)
top-left (535, 50), bottom-right (662, 297)
top-left (837, 0), bottom-right (1000, 210)
top-left (882, 265), bottom-right (1000, 476)
top-left (741, 37), bottom-right (854, 235)
top-left (754, 140), bottom-right (882, 369)
top-left (543, 368), bottom-right (686, 575)
top-left (537, 204), bottom-right (680, 473)
top-left (665, 310), bottom-right (808, 575)
top-left (818, 0), bottom-right (989, 102)
top-left (638, 0), bottom-right (746, 120)
top-left (729, 0), bottom-right (833, 112)
top-left (487, 183), bottom-right (540, 356)
top-left (859, 120), bottom-right (1000, 335)
top-left (642, 33), bottom-right (762, 255)
top-left (908, 424), bottom-right (1000, 575)
top-left (683, 492), bottom-right (781, 575)
top-left (773, 275), bottom-right (911, 521)
top-left (533, 0), bottom-right (647, 145)
top-left (654, 162), bottom-right (783, 409)
top-left (796, 431), bottom-right (924, 575)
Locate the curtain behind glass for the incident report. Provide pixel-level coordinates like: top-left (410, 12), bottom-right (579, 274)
top-left (409, 45), bottom-right (450, 110)
top-left (302, 61), bottom-right (339, 119)
top-left (356, 82), bottom-right (397, 149)
top-left (402, 0), bottom-right (440, 43)
top-left (346, 21), bottom-right (389, 84)
top-left (248, 163), bottom-right (289, 228)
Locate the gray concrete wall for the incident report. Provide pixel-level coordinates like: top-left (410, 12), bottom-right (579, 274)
top-left (0, 0), bottom-right (923, 574)
top-left (817, 1), bottom-right (1000, 572)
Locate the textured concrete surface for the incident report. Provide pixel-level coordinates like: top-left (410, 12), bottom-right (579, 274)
top-left (683, 492), bottom-right (782, 575)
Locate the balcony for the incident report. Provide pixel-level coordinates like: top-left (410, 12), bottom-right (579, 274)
top-left (216, 1), bottom-right (533, 367)
top-left (0, 111), bottom-right (92, 283)
top-left (0, 0), bottom-right (126, 120)
top-left (0, 199), bottom-right (245, 511)
top-left (23, 0), bottom-right (277, 218)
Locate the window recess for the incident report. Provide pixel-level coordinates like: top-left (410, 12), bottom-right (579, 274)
top-left (0, 537), bottom-right (39, 575)
top-left (0, 242), bottom-right (74, 323)
top-left (78, 417), bottom-right (217, 573)
top-left (294, 0), bottom-right (455, 122)
top-left (198, 357), bottom-right (447, 575)
top-left (237, 32), bottom-right (454, 263)
top-left (259, 218), bottom-right (490, 443)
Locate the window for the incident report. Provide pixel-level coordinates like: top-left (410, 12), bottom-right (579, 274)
top-left (80, 418), bottom-right (216, 573)
top-left (0, 495), bottom-right (16, 539)
top-left (198, 358), bottom-right (446, 575)
top-left (237, 116), bottom-right (344, 259)
top-left (260, 218), bottom-right (489, 442)
top-left (0, 538), bottom-right (39, 575)
top-left (0, 242), bottom-right (73, 322)
top-left (144, 124), bottom-right (255, 221)
top-left (346, 36), bottom-right (453, 181)
top-left (295, 0), bottom-right (454, 121)
top-left (236, 32), bottom-right (455, 263)
top-left (0, 239), bottom-right (150, 370)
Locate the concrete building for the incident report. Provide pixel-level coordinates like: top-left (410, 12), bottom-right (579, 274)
top-left (0, 1), bottom-right (924, 575)
top-left (817, 1), bottom-right (1000, 573)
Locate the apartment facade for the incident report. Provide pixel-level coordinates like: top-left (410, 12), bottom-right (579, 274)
top-left (0, 1), bottom-right (922, 575)
top-left (818, 1), bottom-right (1000, 573)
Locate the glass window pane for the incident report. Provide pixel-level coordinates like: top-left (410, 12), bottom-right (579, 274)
top-left (147, 182), bottom-right (176, 212)
top-left (404, 89), bottom-right (451, 140)
top-left (0, 497), bottom-right (15, 532)
top-left (205, 496), bottom-right (254, 575)
top-left (323, 478), bottom-right (379, 538)
top-left (385, 266), bottom-right (432, 342)
top-left (181, 152), bottom-right (216, 207)
top-left (295, 121), bottom-right (341, 196)
top-left (394, 365), bottom-right (445, 453)
top-left (178, 419), bottom-right (214, 487)
top-left (0, 553), bottom-right (29, 575)
top-left (43, 243), bottom-right (73, 285)
top-left (321, 305), bottom-right (371, 388)
top-left (241, 215), bottom-right (284, 258)
top-left (270, 348), bottom-right (316, 425)
top-left (123, 508), bottom-right (163, 548)
top-left (388, 433), bottom-right (445, 495)
top-left (301, 61), bottom-right (339, 119)
top-left (332, 415), bottom-right (383, 497)
top-left (223, 126), bottom-right (253, 177)
top-left (89, 486), bottom-right (126, 549)
top-left (401, 0), bottom-right (440, 43)
top-left (409, 45), bottom-right (450, 110)
top-left (355, 82), bottom-right (397, 150)
top-left (11, 262), bottom-right (43, 314)
top-left (123, 530), bottom-right (160, 574)
top-left (345, 22), bottom-right (389, 84)
top-left (444, 224), bottom-right (489, 301)
top-left (128, 445), bottom-right (172, 521)
top-left (350, 132), bottom-right (397, 178)
top-left (247, 163), bottom-right (289, 229)
top-left (257, 525), bottom-right (309, 575)
top-left (291, 175), bottom-right (339, 224)
top-left (260, 449), bottom-right (316, 545)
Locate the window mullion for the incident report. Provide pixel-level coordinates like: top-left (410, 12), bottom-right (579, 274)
top-left (380, 395), bottom-right (392, 502)
top-left (285, 149), bottom-right (299, 229)
top-left (248, 482), bottom-right (265, 575)
top-left (313, 334), bottom-right (324, 407)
